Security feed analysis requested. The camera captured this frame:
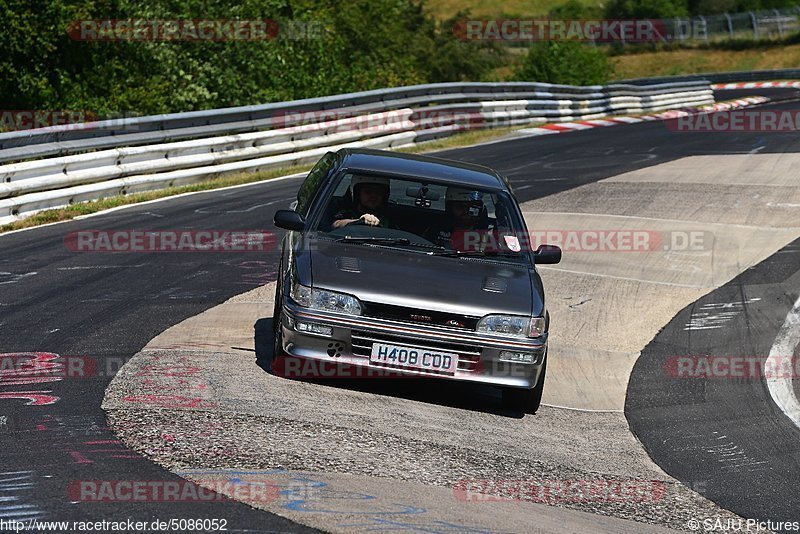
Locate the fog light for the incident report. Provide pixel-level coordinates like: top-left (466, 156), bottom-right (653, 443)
top-left (296, 322), bottom-right (333, 337)
top-left (499, 350), bottom-right (538, 364)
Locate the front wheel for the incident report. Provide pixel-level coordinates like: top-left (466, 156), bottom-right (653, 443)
top-left (502, 358), bottom-right (546, 414)
top-left (270, 285), bottom-right (284, 373)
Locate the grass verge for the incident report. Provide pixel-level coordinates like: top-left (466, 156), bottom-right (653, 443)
top-left (423, 0), bottom-right (603, 19)
top-left (610, 42), bottom-right (800, 80)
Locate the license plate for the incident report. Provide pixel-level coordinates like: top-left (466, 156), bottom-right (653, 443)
top-left (369, 343), bottom-right (458, 374)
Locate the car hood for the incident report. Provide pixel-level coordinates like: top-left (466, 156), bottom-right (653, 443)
top-left (301, 238), bottom-right (541, 317)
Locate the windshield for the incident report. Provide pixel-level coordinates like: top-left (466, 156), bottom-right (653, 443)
top-left (308, 172), bottom-right (529, 260)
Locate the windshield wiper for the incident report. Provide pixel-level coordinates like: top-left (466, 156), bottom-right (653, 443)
top-left (336, 236), bottom-right (411, 245)
top-left (429, 249), bottom-right (522, 258)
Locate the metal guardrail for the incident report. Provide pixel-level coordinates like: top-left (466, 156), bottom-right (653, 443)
top-left (0, 80), bottom-right (714, 226)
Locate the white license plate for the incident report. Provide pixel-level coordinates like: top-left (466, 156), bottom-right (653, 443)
top-left (369, 343), bottom-right (458, 374)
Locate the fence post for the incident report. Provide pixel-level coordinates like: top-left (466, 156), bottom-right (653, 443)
top-left (774, 9), bottom-right (785, 37)
top-left (697, 16), bottom-right (708, 41)
top-left (674, 17), bottom-right (688, 41)
top-left (724, 13), bottom-right (733, 38)
top-left (750, 11), bottom-right (759, 39)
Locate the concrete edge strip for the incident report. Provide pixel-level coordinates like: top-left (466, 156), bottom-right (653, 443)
top-left (766, 293), bottom-right (800, 429)
top-left (517, 96), bottom-right (770, 137)
top-left (712, 81), bottom-right (800, 89)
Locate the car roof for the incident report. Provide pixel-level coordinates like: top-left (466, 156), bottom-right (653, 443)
top-left (336, 148), bottom-right (507, 190)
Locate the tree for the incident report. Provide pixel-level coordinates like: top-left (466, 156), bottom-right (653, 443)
top-left (514, 41), bottom-right (612, 86)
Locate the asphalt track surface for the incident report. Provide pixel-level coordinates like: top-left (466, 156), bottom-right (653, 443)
top-left (626, 239), bottom-right (800, 528)
top-left (0, 88), bottom-right (798, 531)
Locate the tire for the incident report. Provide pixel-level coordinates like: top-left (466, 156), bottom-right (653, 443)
top-left (502, 358), bottom-right (547, 414)
top-left (270, 283), bottom-right (284, 373)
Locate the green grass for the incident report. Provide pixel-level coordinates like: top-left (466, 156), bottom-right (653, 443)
top-left (395, 125), bottom-right (532, 153)
top-left (610, 41), bottom-right (800, 80)
top-left (424, 0), bottom-right (604, 18)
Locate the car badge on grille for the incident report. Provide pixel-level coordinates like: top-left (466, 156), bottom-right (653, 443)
top-left (446, 319), bottom-right (464, 327)
top-left (410, 314), bottom-right (432, 322)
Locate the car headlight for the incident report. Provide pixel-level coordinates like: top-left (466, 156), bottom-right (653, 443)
top-left (476, 315), bottom-right (545, 338)
top-left (290, 280), bottom-right (362, 315)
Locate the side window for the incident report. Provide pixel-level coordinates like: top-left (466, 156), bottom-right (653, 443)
top-left (296, 152), bottom-right (337, 216)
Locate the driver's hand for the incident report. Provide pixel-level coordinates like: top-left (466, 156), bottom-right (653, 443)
top-left (360, 214), bottom-right (380, 226)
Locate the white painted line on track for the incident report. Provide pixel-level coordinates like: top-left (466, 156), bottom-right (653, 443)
top-left (537, 265), bottom-right (708, 289)
top-left (766, 293), bottom-right (800, 429)
top-left (542, 403), bottom-right (624, 413)
top-left (556, 123), bottom-right (594, 130)
top-left (525, 210), bottom-right (800, 230)
top-left (517, 128), bottom-right (560, 135)
top-left (580, 120), bottom-right (617, 127)
top-left (610, 117), bottom-right (644, 123)
top-left (57, 265), bottom-right (149, 270)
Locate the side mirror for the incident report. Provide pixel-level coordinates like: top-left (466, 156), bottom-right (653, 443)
top-left (274, 210), bottom-right (306, 231)
top-left (534, 244), bottom-right (561, 264)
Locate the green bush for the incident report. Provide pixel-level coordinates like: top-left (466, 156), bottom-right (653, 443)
top-left (512, 41), bottom-right (613, 85)
top-left (604, 0), bottom-right (690, 18)
top-left (548, 0), bottom-right (605, 19)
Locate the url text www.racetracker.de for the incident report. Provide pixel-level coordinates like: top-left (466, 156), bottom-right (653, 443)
top-left (0, 517), bottom-right (229, 533)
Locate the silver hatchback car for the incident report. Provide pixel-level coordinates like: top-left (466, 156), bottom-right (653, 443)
top-left (271, 148), bottom-right (561, 413)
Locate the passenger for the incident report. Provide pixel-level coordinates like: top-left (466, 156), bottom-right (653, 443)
top-left (426, 187), bottom-right (488, 249)
top-left (332, 175), bottom-right (394, 229)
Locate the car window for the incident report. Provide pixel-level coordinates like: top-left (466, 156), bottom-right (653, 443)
top-left (296, 151), bottom-right (337, 216)
top-left (309, 172), bottom-right (527, 261)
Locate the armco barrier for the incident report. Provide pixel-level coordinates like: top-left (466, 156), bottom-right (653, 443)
top-left (0, 81), bottom-right (715, 226)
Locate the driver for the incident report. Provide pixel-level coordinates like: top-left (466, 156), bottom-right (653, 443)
top-left (332, 175), bottom-right (394, 229)
top-left (426, 187), bottom-right (487, 249)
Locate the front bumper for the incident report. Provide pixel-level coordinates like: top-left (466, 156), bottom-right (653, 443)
top-left (277, 301), bottom-right (547, 388)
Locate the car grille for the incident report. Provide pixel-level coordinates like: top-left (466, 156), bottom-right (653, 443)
top-left (361, 302), bottom-right (479, 330)
top-left (351, 329), bottom-right (482, 372)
